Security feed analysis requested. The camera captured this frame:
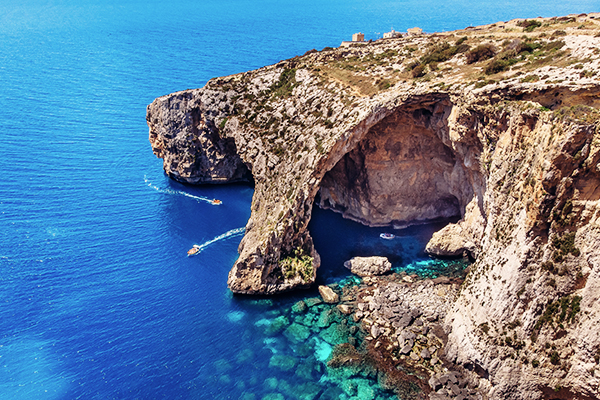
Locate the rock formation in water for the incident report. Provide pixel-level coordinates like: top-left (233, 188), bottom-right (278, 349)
top-left (148, 14), bottom-right (600, 399)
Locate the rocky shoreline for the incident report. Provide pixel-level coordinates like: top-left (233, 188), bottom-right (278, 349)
top-left (148, 14), bottom-right (600, 399)
top-left (319, 258), bottom-right (485, 400)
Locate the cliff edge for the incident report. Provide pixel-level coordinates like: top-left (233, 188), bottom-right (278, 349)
top-left (148, 14), bottom-right (600, 399)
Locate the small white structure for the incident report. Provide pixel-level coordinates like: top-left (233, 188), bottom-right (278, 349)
top-left (383, 29), bottom-right (402, 39)
top-left (407, 27), bottom-right (423, 35)
top-left (352, 32), bottom-right (365, 42)
top-left (341, 32), bottom-right (367, 47)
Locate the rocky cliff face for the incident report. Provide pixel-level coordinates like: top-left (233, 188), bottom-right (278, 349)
top-left (148, 14), bottom-right (600, 399)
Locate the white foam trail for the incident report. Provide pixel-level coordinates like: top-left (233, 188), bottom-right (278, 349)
top-left (144, 175), bottom-right (220, 205)
top-left (194, 227), bottom-right (245, 253)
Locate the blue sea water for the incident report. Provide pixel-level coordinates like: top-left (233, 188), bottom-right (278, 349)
top-left (1, 0), bottom-right (598, 399)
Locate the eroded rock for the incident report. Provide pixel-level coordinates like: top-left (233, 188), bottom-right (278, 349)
top-left (344, 256), bottom-right (392, 277)
top-left (318, 285), bottom-right (339, 304)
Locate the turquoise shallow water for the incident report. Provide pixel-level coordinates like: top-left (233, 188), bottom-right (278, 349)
top-left (0, 0), bottom-right (598, 399)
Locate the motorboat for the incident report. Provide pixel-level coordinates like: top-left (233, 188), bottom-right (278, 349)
top-left (380, 233), bottom-right (395, 240)
top-left (211, 199), bottom-right (222, 205)
top-left (187, 245), bottom-right (201, 256)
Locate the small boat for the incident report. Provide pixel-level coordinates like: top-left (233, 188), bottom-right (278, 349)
top-left (380, 233), bottom-right (395, 240)
top-left (187, 245), bottom-right (201, 256)
top-left (211, 199), bottom-right (222, 205)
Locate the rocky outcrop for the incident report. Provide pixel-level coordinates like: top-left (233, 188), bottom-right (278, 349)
top-left (148, 14), bottom-right (600, 399)
top-left (344, 256), bottom-right (392, 277)
top-left (146, 90), bottom-right (252, 184)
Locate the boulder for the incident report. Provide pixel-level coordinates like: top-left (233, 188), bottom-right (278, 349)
top-left (318, 285), bottom-right (339, 303)
top-left (343, 256), bottom-right (392, 277)
top-left (425, 223), bottom-right (475, 257)
top-left (337, 304), bottom-right (352, 315)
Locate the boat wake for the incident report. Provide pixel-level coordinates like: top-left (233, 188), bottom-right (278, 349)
top-left (144, 176), bottom-right (220, 205)
top-left (191, 227), bottom-right (245, 255)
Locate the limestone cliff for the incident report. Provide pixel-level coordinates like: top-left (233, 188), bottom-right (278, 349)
top-left (148, 14), bottom-right (600, 399)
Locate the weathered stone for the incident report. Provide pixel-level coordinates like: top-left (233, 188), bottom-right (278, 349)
top-left (393, 314), bottom-right (413, 330)
top-left (420, 348), bottom-right (431, 359)
top-left (337, 304), bottom-right (352, 315)
top-left (450, 384), bottom-right (461, 396)
top-left (343, 256), bottom-right (392, 277)
top-left (425, 223), bottom-right (476, 257)
top-left (429, 376), bottom-right (443, 391)
top-left (370, 324), bottom-right (380, 338)
top-left (318, 285), bottom-right (339, 304)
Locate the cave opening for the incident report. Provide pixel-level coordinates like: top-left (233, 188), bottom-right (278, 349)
top-left (309, 102), bottom-right (474, 283)
top-left (316, 104), bottom-right (473, 228)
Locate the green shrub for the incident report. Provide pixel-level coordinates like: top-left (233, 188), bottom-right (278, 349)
top-left (420, 41), bottom-right (469, 65)
top-left (521, 74), bottom-right (539, 83)
top-left (280, 249), bottom-right (314, 282)
top-left (412, 64), bottom-right (426, 78)
top-left (484, 52), bottom-right (518, 75)
top-left (456, 36), bottom-right (468, 46)
top-left (532, 359), bottom-right (540, 368)
top-left (544, 40), bottom-right (565, 51)
top-left (480, 322), bottom-right (490, 334)
top-left (519, 19), bottom-right (542, 32)
top-left (552, 232), bottom-right (580, 258)
top-left (569, 296), bottom-right (582, 323)
top-left (466, 44), bottom-right (497, 64)
top-left (270, 68), bottom-right (297, 98)
top-left (550, 351), bottom-right (560, 365)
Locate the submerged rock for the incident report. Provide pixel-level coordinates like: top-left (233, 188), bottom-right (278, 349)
top-left (344, 256), bottom-right (392, 277)
top-left (283, 323), bottom-right (311, 343)
top-left (292, 300), bottom-right (307, 313)
top-left (268, 354), bottom-right (297, 371)
top-left (264, 315), bottom-right (289, 336)
top-left (320, 323), bottom-right (349, 345)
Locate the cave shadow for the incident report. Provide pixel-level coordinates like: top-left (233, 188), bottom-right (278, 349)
top-left (308, 205), bottom-right (467, 285)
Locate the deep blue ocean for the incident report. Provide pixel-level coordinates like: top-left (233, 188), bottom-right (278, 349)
top-left (1, 1), bottom-right (597, 399)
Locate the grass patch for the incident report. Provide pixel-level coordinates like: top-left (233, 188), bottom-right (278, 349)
top-left (280, 249), bottom-right (314, 282)
top-left (270, 68), bottom-right (297, 98)
top-left (554, 105), bottom-right (600, 124)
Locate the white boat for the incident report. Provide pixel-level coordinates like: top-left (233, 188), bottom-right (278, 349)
top-left (380, 233), bottom-right (395, 240)
top-left (187, 244), bottom-right (201, 256)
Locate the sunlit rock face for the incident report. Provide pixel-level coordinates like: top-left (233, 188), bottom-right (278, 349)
top-left (318, 103), bottom-right (473, 228)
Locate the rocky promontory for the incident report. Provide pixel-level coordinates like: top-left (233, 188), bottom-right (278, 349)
top-left (148, 14), bottom-right (600, 399)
